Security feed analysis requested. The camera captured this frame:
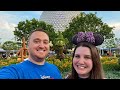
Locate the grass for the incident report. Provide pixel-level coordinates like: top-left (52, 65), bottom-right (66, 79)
top-left (105, 70), bottom-right (120, 79)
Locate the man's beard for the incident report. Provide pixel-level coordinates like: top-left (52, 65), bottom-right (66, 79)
top-left (29, 53), bottom-right (47, 62)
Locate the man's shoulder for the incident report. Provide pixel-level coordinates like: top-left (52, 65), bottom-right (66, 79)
top-left (1, 60), bottom-right (27, 70)
top-left (45, 62), bottom-right (60, 71)
top-left (45, 62), bottom-right (57, 67)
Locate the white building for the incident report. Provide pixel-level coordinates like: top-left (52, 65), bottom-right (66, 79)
top-left (40, 11), bottom-right (80, 32)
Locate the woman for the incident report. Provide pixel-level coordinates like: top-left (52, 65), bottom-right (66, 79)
top-left (67, 32), bottom-right (105, 79)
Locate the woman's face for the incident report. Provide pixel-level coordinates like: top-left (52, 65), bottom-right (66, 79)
top-left (73, 46), bottom-right (93, 78)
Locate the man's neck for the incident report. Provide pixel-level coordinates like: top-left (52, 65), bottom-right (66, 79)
top-left (28, 56), bottom-right (45, 65)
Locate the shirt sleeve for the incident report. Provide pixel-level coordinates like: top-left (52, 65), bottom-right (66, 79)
top-left (0, 65), bottom-right (19, 79)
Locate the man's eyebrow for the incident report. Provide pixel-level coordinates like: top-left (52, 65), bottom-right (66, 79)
top-left (33, 38), bottom-right (49, 41)
top-left (44, 39), bottom-right (49, 42)
top-left (33, 38), bottom-right (40, 40)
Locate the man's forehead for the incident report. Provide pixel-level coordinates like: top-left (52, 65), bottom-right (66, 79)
top-left (28, 31), bottom-right (49, 41)
top-left (31, 31), bottom-right (48, 37)
top-left (30, 32), bottom-right (49, 40)
top-left (33, 38), bottom-right (49, 41)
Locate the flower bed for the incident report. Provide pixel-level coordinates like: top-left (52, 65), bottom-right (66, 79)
top-left (0, 56), bottom-right (120, 79)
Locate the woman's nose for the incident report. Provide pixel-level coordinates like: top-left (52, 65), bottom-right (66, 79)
top-left (78, 58), bottom-right (85, 64)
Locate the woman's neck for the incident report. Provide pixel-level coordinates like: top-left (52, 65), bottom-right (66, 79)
top-left (78, 74), bottom-right (90, 79)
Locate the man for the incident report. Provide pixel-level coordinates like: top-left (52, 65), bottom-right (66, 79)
top-left (0, 28), bottom-right (62, 79)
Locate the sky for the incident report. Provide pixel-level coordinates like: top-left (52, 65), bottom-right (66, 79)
top-left (0, 11), bottom-right (120, 44)
top-left (0, 11), bottom-right (43, 43)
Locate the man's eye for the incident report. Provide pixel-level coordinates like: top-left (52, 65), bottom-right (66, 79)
top-left (44, 42), bottom-right (48, 44)
top-left (34, 40), bottom-right (39, 43)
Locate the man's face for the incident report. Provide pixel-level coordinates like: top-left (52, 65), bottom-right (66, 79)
top-left (28, 31), bottom-right (50, 60)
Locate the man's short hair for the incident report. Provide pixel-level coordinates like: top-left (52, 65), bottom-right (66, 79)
top-left (27, 28), bottom-right (49, 45)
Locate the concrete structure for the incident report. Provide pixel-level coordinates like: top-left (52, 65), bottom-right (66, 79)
top-left (40, 11), bottom-right (80, 31)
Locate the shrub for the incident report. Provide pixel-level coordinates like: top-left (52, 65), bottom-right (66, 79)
top-left (103, 64), bottom-right (120, 71)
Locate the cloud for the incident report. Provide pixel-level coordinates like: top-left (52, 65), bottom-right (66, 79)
top-left (0, 11), bottom-right (42, 43)
top-left (0, 13), bottom-right (18, 31)
top-left (109, 22), bottom-right (120, 31)
top-left (0, 21), bottom-right (17, 31)
top-left (0, 11), bottom-right (42, 32)
top-left (108, 22), bottom-right (120, 38)
top-left (0, 13), bottom-right (19, 43)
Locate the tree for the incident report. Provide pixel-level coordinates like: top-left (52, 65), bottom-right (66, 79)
top-left (2, 41), bottom-right (18, 50)
top-left (104, 38), bottom-right (116, 48)
top-left (62, 12), bottom-right (115, 49)
top-left (14, 18), bottom-right (57, 43)
top-left (0, 38), bottom-right (1, 48)
top-left (2, 41), bottom-right (18, 57)
top-left (114, 38), bottom-right (120, 54)
top-left (115, 38), bottom-right (120, 48)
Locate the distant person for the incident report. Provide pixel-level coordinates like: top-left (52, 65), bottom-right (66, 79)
top-left (66, 32), bottom-right (105, 79)
top-left (2, 53), bottom-right (6, 59)
top-left (0, 28), bottom-right (62, 79)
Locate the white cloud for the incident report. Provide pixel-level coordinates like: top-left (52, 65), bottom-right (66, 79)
top-left (108, 22), bottom-right (120, 38)
top-left (109, 22), bottom-right (120, 31)
top-left (0, 11), bottom-right (42, 43)
top-left (0, 13), bottom-right (18, 43)
top-left (0, 13), bottom-right (18, 31)
top-left (0, 21), bottom-right (17, 31)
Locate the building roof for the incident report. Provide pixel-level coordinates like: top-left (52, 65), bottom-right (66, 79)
top-left (40, 11), bottom-right (80, 31)
top-left (0, 48), bottom-right (6, 52)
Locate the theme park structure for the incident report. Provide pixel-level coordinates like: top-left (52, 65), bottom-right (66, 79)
top-left (16, 37), bottom-right (28, 61)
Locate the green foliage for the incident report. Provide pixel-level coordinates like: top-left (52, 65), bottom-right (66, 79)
top-left (103, 38), bottom-right (116, 48)
top-left (105, 70), bottom-right (120, 79)
top-left (2, 41), bottom-right (18, 50)
top-left (14, 18), bottom-right (57, 43)
top-left (46, 55), bottom-right (72, 74)
top-left (54, 31), bottom-right (68, 46)
top-left (103, 64), bottom-right (120, 71)
top-left (103, 64), bottom-right (120, 79)
top-left (62, 12), bottom-right (115, 49)
top-left (53, 31), bottom-right (69, 60)
top-left (115, 38), bottom-right (120, 48)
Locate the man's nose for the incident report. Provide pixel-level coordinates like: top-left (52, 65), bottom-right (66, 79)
top-left (38, 42), bottom-right (44, 48)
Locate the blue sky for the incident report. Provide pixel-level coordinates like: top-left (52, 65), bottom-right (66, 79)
top-left (0, 11), bottom-right (120, 43)
top-left (0, 11), bottom-right (43, 43)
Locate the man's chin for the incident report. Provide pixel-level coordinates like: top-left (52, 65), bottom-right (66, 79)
top-left (37, 56), bottom-right (46, 60)
top-left (35, 57), bottom-right (45, 62)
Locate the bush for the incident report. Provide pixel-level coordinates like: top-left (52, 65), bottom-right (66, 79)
top-left (46, 55), bottom-right (72, 73)
top-left (105, 70), bottom-right (120, 79)
top-left (103, 64), bottom-right (120, 71)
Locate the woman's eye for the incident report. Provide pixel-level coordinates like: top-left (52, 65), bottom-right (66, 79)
top-left (75, 55), bottom-right (80, 58)
top-left (84, 56), bottom-right (91, 59)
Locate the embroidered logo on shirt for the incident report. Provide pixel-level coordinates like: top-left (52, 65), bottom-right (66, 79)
top-left (40, 75), bottom-right (54, 79)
